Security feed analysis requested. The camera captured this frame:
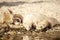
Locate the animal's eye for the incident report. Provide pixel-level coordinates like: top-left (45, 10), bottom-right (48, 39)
top-left (15, 18), bottom-right (20, 22)
top-left (13, 14), bottom-right (23, 23)
top-left (12, 17), bottom-right (22, 25)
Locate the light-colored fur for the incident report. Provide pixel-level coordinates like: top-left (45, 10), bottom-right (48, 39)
top-left (23, 13), bottom-right (59, 30)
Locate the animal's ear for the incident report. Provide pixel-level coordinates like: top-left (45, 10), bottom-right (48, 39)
top-left (8, 8), bottom-right (13, 14)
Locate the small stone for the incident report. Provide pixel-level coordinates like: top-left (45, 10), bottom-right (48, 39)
top-left (23, 35), bottom-right (30, 40)
top-left (17, 32), bottom-right (21, 34)
top-left (7, 30), bottom-right (15, 35)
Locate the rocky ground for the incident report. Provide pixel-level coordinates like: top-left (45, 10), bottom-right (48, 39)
top-left (0, 0), bottom-right (60, 40)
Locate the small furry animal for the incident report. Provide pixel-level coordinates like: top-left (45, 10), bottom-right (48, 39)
top-left (23, 13), bottom-right (59, 31)
top-left (23, 14), bottom-right (45, 30)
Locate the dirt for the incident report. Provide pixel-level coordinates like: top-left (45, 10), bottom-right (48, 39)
top-left (0, 0), bottom-right (60, 40)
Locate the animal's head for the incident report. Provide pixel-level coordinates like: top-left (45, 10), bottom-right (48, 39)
top-left (36, 20), bottom-right (51, 31)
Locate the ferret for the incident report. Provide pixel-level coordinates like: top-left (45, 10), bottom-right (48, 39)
top-left (23, 13), bottom-right (59, 31)
top-left (23, 14), bottom-right (45, 30)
